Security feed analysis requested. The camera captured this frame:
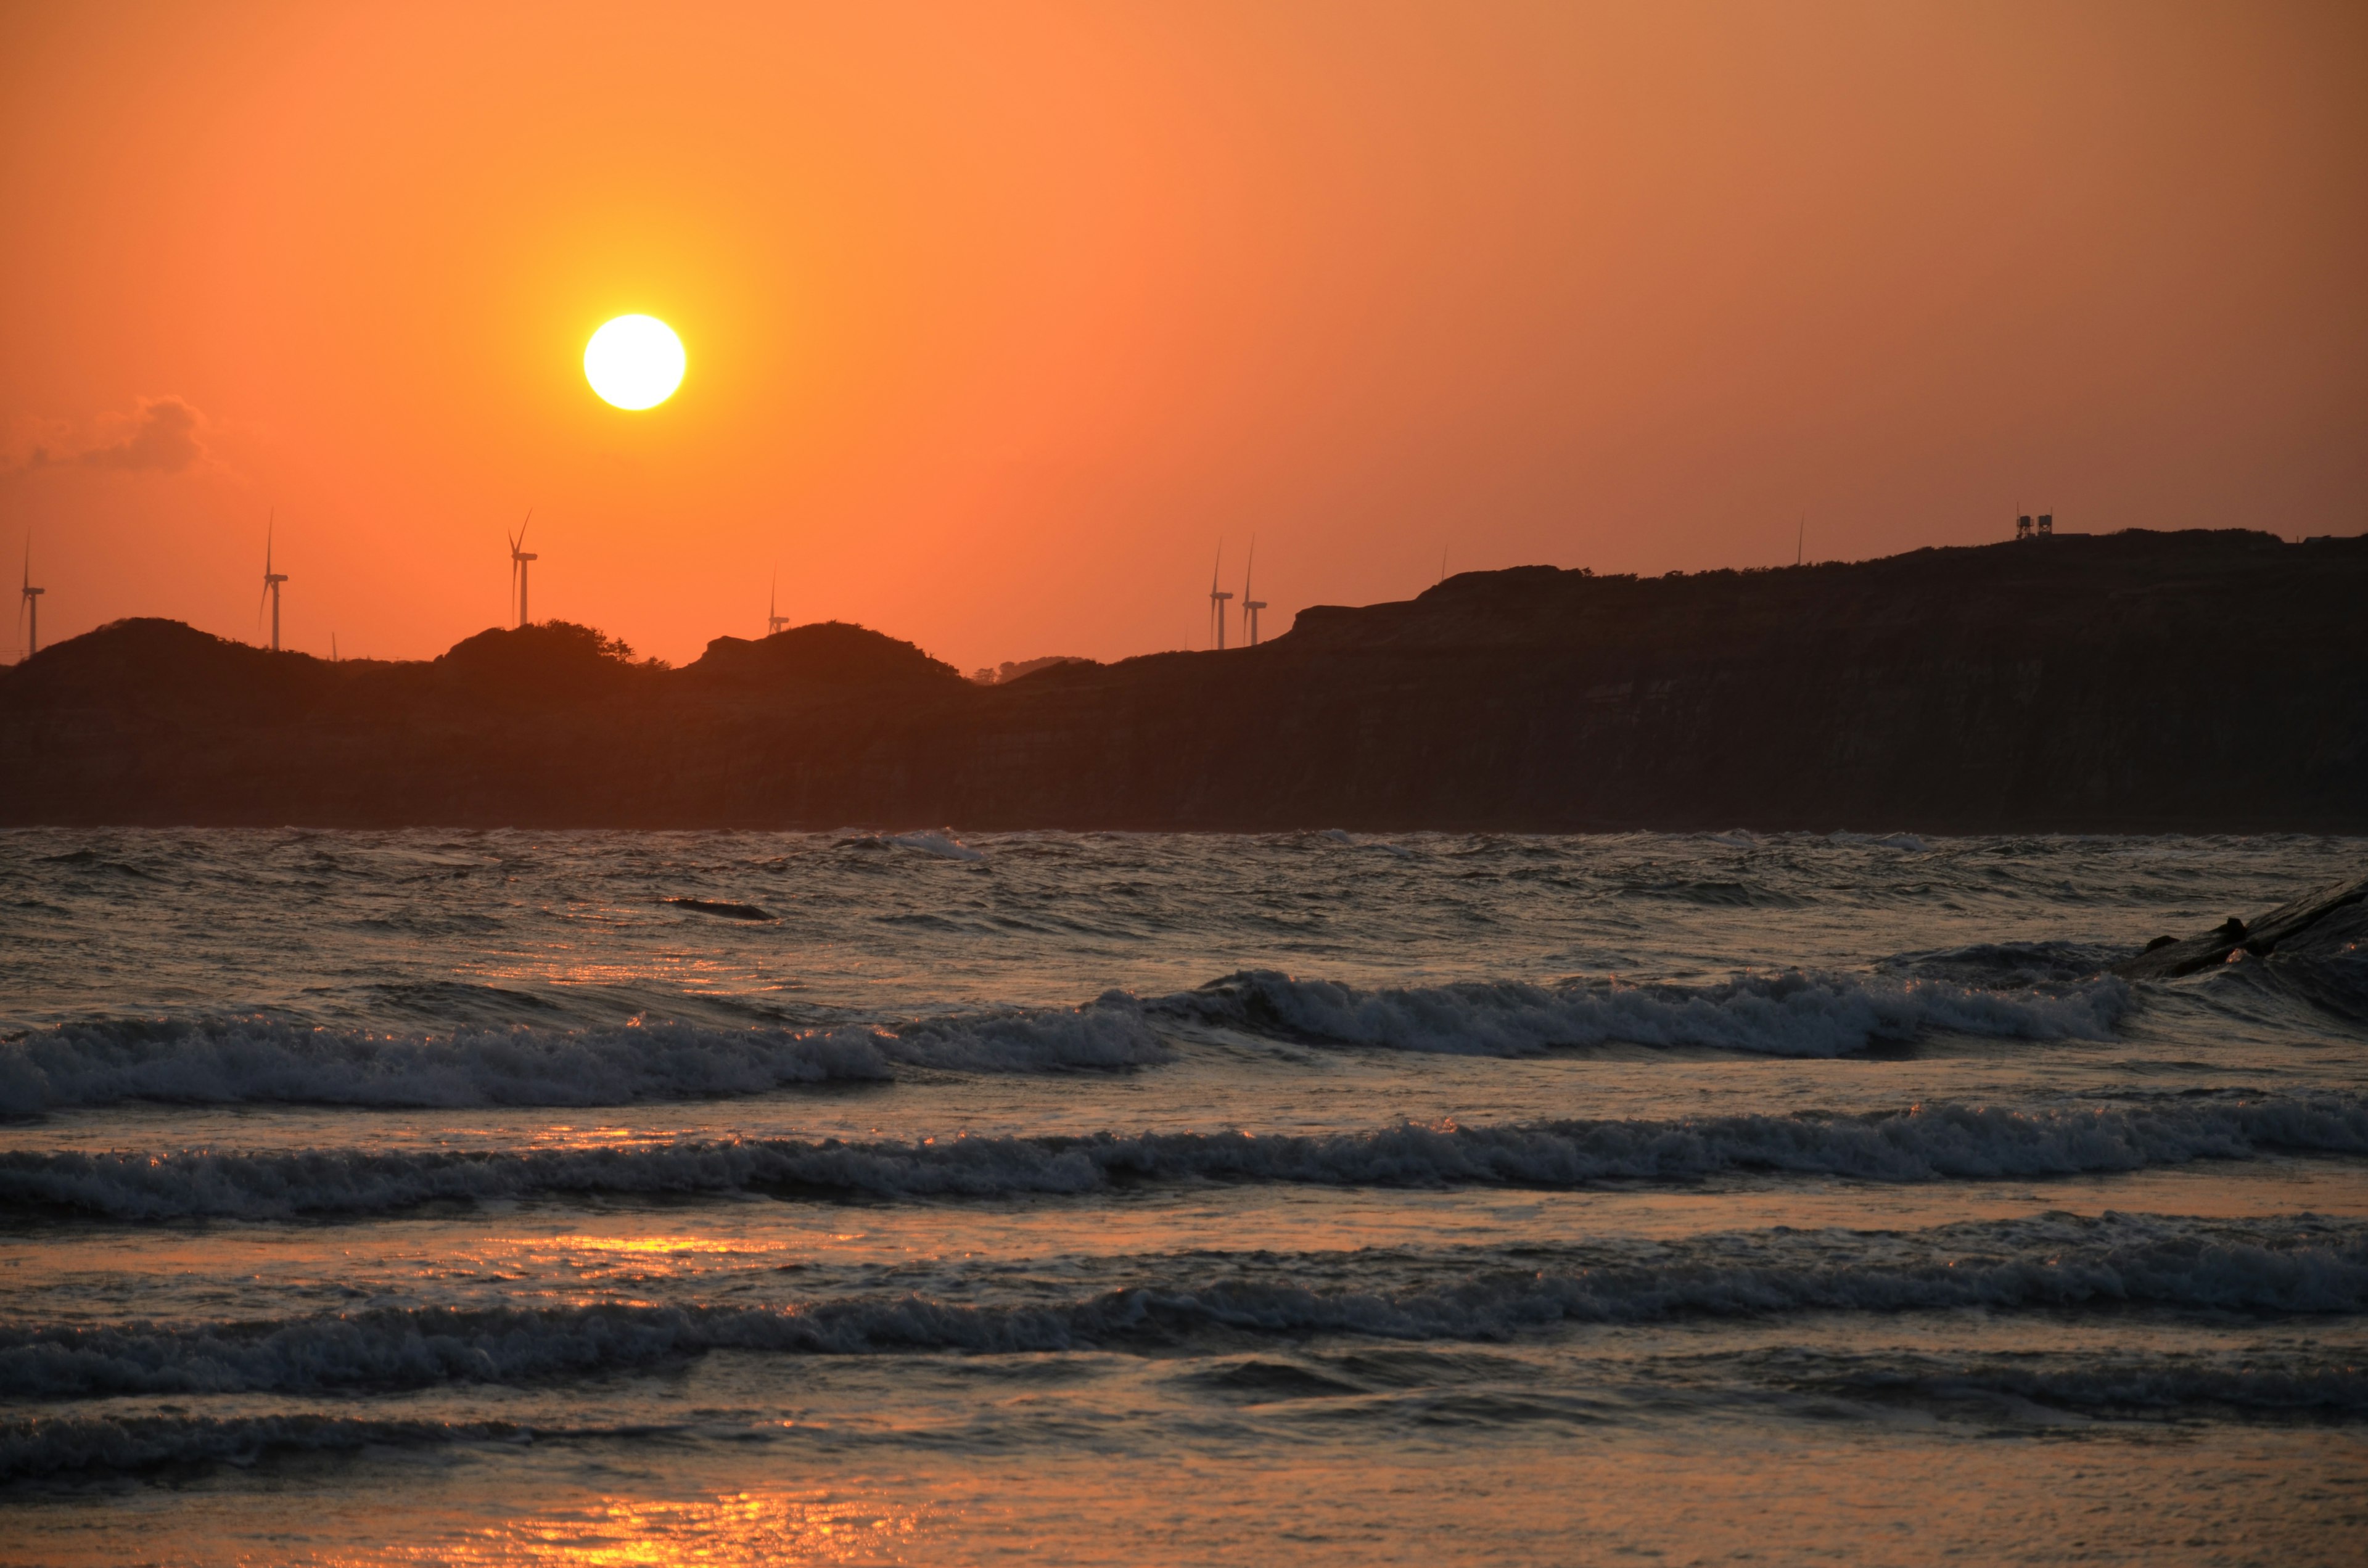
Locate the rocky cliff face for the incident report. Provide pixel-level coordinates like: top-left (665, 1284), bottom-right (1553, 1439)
top-left (4, 529), bottom-right (2362, 831)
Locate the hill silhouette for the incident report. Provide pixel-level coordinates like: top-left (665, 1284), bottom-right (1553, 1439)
top-left (4, 529), bottom-right (2362, 831)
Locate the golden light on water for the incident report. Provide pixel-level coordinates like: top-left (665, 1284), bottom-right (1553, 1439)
top-left (454, 1490), bottom-right (935, 1566)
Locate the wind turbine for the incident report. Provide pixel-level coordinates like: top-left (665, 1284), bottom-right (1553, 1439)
top-left (17, 535), bottom-right (42, 661)
top-left (766, 568), bottom-right (790, 636)
top-left (258, 514), bottom-right (289, 652)
top-left (508, 511), bottom-right (537, 628)
top-left (1240, 539), bottom-right (1267, 647)
top-left (1207, 542), bottom-right (1233, 650)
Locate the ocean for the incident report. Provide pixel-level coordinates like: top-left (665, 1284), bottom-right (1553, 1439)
top-left (1, 827), bottom-right (2362, 1564)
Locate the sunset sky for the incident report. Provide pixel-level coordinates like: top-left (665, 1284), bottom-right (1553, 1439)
top-left (3, 1), bottom-right (2361, 670)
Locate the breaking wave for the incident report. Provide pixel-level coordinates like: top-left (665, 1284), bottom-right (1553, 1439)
top-left (9, 1094), bottom-right (2362, 1220)
top-left (1151, 968), bottom-right (2129, 1057)
top-left (838, 829), bottom-right (985, 861)
top-left (0, 1004), bottom-right (1168, 1115)
top-left (0, 963), bottom-right (2134, 1115)
top-left (6, 1215), bottom-right (2359, 1399)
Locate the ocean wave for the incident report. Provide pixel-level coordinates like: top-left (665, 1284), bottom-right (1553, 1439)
top-left (1785, 1352), bottom-right (2368, 1416)
top-left (1151, 968), bottom-right (2128, 1057)
top-left (1827, 831), bottom-right (1936, 854)
top-left (1317, 829), bottom-right (1415, 857)
top-left (1888, 940), bottom-right (2126, 987)
top-left (837, 829), bottom-right (985, 861)
top-left (7, 1216), bottom-right (2359, 1399)
top-left (0, 963), bottom-right (2130, 1115)
top-left (9, 1094), bottom-right (2362, 1220)
top-left (0, 1004), bottom-right (1168, 1115)
top-left (0, 1412), bottom-right (549, 1481)
top-left (9, 1352), bottom-right (2359, 1484)
top-left (1252, 1345), bottom-right (2368, 1421)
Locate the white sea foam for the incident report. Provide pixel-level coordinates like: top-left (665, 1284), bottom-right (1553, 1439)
top-left (889, 830), bottom-right (985, 861)
top-left (9, 1095), bottom-right (2361, 1221)
top-left (1154, 968), bottom-right (2128, 1057)
top-left (6, 1215), bottom-right (2358, 1399)
top-left (0, 1004), bottom-right (1167, 1115)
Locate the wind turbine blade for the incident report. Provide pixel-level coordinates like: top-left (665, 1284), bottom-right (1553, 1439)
top-left (517, 509), bottom-right (532, 552)
top-left (1243, 538), bottom-right (1254, 602)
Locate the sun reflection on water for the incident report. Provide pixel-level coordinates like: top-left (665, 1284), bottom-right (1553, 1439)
top-left (427, 1490), bottom-right (937, 1566)
top-left (554, 1234), bottom-right (757, 1257)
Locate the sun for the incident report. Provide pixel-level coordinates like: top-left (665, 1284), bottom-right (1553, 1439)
top-left (583, 315), bottom-right (686, 410)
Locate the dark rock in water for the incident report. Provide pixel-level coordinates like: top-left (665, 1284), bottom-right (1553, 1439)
top-left (662, 897), bottom-right (775, 921)
top-left (2113, 876), bottom-right (2368, 980)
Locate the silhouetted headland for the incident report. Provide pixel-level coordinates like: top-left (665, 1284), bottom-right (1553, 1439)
top-left (4, 528), bottom-right (2362, 831)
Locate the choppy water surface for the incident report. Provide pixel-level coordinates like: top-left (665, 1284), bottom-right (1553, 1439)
top-left (2, 828), bottom-right (2364, 1564)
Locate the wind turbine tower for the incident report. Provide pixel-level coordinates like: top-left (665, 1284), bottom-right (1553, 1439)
top-left (508, 512), bottom-right (538, 628)
top-left (1207, 543), bottom-right (1234, 650)
top-left (767, 569), bottom-right (791, 636)
top-left (259, 517), bottom-right (289, 652)
top-left (1240, 540), bottom-right (1267, 647)
top-left (17, 538), bottom-right (42, 660)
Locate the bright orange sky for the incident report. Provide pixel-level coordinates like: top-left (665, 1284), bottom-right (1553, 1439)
top-left (4, 1), bottom-right (2362, 669)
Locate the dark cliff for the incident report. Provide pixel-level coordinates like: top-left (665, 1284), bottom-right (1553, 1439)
top-left (3, 529), bottom-right (2363, 831)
